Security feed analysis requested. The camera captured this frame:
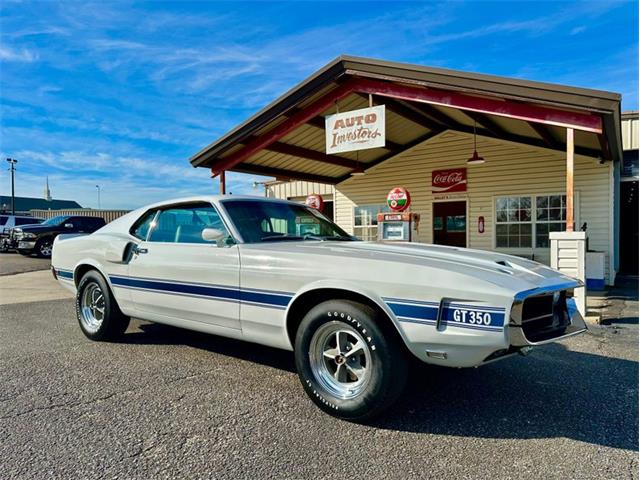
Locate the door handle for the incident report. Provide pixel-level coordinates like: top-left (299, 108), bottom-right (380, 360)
top-left (133, 245), bottom-right (148, 255)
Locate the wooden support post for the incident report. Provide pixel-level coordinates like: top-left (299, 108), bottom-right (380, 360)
top-left (220, 170), bottom-right (226, 195)
top-left (566, 128), bottom-right (574, 232)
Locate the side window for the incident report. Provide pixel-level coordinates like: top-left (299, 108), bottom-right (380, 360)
top-left (147, 203), bottom-right (228, 244)
top-left (89, 217), bottom-right (105, 229)
top-left (131, 210), bottom-right (158, 240)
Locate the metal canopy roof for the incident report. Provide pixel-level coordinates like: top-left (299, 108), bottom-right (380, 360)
top-left (190, 55), bottom-right (623, 184)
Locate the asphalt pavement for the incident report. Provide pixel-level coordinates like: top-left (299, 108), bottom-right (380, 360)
top-left (0, 252), bottom-right (50, 276)
top-left (0, 288), bottom-right (637, 479)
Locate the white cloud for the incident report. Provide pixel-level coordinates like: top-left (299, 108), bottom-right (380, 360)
top-left (0, 45), bottom-right (38, 62)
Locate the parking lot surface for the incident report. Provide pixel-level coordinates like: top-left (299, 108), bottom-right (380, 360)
top-left (0, 252), bottom-right (50, 276)
top-left (0, 270), bottom-right (637, 479)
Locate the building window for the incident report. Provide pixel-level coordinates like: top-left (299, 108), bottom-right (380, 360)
top-left (535, 195), bottom-right (566, 248)
top-left (353, 205), bottom-right (388, 241)
top-left (495, 194), bottom-right (568, 249)
top-left (495, 196), bottom-right (532, 248)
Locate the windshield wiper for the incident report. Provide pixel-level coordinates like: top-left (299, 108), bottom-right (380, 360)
top-left (260, 234), bottom-right (356, 242)
top-left (321, 235), bottom-right (357, 241)
top-left (260, 235), bottom-right (306, 242)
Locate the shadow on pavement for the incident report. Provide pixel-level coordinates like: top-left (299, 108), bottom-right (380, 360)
top-left (122, 321), bottom-right (638, 452)
top-left (604, 316), bottom-right (639, 325)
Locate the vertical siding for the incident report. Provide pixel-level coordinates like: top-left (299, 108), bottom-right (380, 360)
top-left (30, 209), bottom-right (130, 224)
top-left (334, 131), bottom-right (614, 283)
top-left (622, 114), bottom-right (639, 150)
top-left (266, 181), bottom-right (335, 199)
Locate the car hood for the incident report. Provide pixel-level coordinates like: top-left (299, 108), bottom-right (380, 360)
top-left (13, 223), bottom-right (44, 230)
top-left (249, 240), bottom-right (578, 293)
top-left (17, 224), bottom-right (58, 233)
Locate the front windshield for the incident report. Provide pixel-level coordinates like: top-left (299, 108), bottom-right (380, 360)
top-left (41, 215), bottom-right (69, 226)
top-left (222, 200), bottom-right (355, 243)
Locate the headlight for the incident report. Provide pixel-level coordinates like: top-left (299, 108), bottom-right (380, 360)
top-left (21, 233), bottom-right (36, 239)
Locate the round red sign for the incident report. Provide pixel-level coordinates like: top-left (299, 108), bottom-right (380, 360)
top-left (305, 194), bottom-right (324, 210)
top-left (386, 187), bottom-right (411, 212)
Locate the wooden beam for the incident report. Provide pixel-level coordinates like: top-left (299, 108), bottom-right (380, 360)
top-left (367, 95), bottom-right (443, 130)
top-left (265, 142), bottom-right (359, 169)
top-left (598, 133), bottom-right (612, 160)
top-left (335, 129), bottom-right (446, 183)
top-left (442, 121), bottom-right (602, 158)
top-left (410, 102), bottom-right (462, 130)
top-left (459, 110), bottom-right (508, 137)
top-left (283, 108), bottom-right (325, 129)
top-left (211, 79), bottom-right (359, 175)
top-left (566, 128), bottom-right (574, 232)
top-left (527, 121), bottom-right (562, 149)
top-left (353, 77), bottom-right (603, 133)
top-left (232, 163), bottom-right (338, 184)
top-left (207, 76), bottom-right (603, 175)
top-left (219, 170), bottom-right (226, 195)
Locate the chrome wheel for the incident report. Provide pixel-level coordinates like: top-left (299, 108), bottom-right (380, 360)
top-left (309, 321), bottom-right (372, 400)
top-left (80, 282), bottom-right (105, 334)
top-left (39, 241), bottom-right (52, 257)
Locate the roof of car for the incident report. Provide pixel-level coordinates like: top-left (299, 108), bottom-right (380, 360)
top-left (139, 195), bottom-right (299, 210)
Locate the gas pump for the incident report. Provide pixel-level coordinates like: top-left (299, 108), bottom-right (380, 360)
top-left (377, 187), bottom-right (421, 242)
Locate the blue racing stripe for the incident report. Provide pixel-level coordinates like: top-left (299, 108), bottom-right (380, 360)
top-left (55, 269), bottom-right (74, 279)
top-left (386, 302), bottom-right (438, 321)
top-left (109, 275), bottom-right (293, 309)
top-left (386, 297), bottom-right (505, 331)
top-left (110, 276), bottom-right (240, 301)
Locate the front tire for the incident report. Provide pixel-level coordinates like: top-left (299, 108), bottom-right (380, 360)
top-left (35, 237), bottom-right (53, 258)
top-left (295, 300), bottom-right (407, 421)
top-left (76, 270), bottom-right (130, 341)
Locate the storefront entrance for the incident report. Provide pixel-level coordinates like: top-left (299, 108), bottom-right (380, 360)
top-left (619, 181), bottom-right (638, 275)
top-left (433, 201), bottom-right (467, 247)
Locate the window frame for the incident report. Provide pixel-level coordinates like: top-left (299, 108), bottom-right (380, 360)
top-left (492, 192), bottom-right (579, 252)
top-left (352, 204), bottom-right (389, 241)
top-left (129, 201), bottom-right (232, 245)
top-left (219, 198), bottom-right (349, 243)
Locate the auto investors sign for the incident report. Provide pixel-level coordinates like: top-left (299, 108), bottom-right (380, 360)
top-left (325, 105), bottom-right (385, 154)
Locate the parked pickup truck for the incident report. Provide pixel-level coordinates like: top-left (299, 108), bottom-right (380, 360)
top-left (0, 214), bottom-right (44, 252)
top-left (16, 215), bottom-right (106, 258)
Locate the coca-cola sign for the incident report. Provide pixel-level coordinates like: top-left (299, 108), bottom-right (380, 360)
top-left (432, 168), bottom-right (467, 193)
top-left (305, 194), bottom-right (324, 210)
top-left (386, 187), bottom-right (411, 212)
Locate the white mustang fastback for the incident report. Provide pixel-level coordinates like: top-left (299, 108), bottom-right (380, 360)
top-left (52, 196), bottom-right (587, 419)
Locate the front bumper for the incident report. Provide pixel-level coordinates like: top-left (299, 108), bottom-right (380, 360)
top-left (508, 278), bottom-right (587, 347)
top-left (17, 241), bottom-right (36, 250)
top-left (509, 297), bottom-right (587, 346)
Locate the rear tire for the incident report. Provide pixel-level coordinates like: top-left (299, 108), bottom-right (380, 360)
top-left (76, 270), bottom-right (130, 341)
top-left (294, 300), bottom-right (407, 421)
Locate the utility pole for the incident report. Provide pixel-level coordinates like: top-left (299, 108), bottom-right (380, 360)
top-left (6, 158), bottom-right (17, 216)
top-left (96, 185), bottom-right (101, 209)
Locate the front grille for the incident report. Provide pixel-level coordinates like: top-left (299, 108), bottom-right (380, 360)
top-left (521, 292), bottom-right (570, 342)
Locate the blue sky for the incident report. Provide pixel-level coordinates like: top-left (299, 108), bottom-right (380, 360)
top-left (1, 1), bottom-right (637, 209)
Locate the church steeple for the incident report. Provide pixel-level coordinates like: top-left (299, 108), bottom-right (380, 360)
top-left (44, 177), bottom-right (52, 202)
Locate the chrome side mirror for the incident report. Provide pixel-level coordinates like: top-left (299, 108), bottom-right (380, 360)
top-left (64, 223), bottom-right (74, 229)
top-left (202, 228), bottom-right (229, 247)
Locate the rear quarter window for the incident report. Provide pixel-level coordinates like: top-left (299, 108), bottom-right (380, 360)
top-left (15, 217), bottom-right (38, 225)
top-left (130, 210), bottom-right (158, 240)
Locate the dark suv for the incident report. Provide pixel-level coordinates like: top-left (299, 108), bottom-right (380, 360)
top-left (15, 215), bottom-right (106, 258)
